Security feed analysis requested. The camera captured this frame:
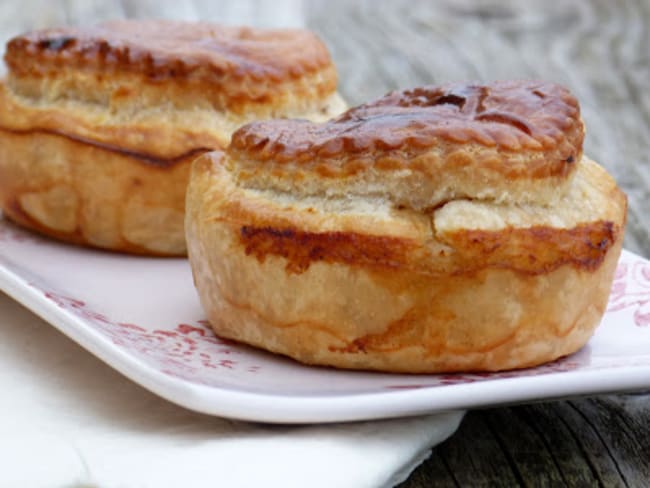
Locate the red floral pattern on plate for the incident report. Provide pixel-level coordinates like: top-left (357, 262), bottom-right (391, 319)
top-left (608, 261), bottom-right (650, 327)
top-left (41, 289), bottom-right (262, 382)
top-left (385, 358), bottom-right (584, 389)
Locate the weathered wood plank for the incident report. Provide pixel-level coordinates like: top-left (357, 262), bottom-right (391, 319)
top-left (570, 395), bottom-right (650, 484)
top-left (433, 412), bottom-right (522, 487)
top-left (406, 395), bottom-right (650, 488)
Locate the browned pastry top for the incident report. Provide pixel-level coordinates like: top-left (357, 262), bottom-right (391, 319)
top-left (230, 80), bottom-right (583, 182)
top-left (0, 20), bottom-right (344, 158)
top-left (5, 19), bottom-right (335, 89)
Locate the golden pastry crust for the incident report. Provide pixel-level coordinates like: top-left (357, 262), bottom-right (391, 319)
top-left (187, 152), bottom-right (626, 372)
top-left (230, 80), bottom-right (583, 209)
top-left (185, 81), bottom-right (626, 372)
top-left (0, 21), bottom-right (346, 254)
top-left (0, 128), bottom-right (194, 255)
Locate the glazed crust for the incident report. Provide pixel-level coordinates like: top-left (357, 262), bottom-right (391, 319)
top-left (6, 20), bottom-right (338, 114)
top-left (186, 80), bottom-right (626, 372)
top-left (0, 21), bottom-right (346, 254)
top-left (229, 80), bottom-right (584, 209)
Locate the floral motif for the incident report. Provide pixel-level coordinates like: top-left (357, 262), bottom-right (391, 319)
top-left (608, 260), bottom-right (650, 327)
top-left (41, 289), bottom-right (255, 379)
top-left (385, 358), bottom-right (582, 389)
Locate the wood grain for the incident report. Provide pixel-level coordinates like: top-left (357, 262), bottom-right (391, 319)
top-left (1, 1), bottom-right (648, 486)
top-left (413, 395), bottom-right (650, 488)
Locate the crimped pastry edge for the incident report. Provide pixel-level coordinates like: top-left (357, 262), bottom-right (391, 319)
top-left (229, 80), bottom-right (584, 209)
top-left (5, 21), bottom-right (338, 112)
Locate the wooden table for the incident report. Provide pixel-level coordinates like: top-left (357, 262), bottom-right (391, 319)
top-left (2, 1), bottom-right (648, 485)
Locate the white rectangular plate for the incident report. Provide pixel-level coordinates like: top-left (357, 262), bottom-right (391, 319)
top-left (1, 217), bottom-right (649, 423)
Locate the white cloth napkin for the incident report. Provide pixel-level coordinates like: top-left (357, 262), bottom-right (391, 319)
top-left (0, 293), bottom-right (463, 488)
